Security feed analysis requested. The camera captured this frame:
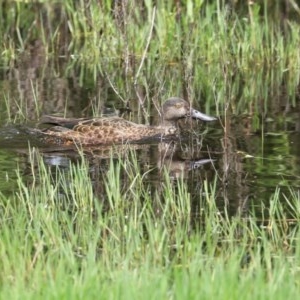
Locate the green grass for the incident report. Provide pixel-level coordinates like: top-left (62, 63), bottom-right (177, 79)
top-left (0, 148), bottom-right (299, 299)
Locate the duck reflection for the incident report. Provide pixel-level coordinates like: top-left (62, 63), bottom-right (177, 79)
top-left (156, 141), bottom-right (214, 179)
top-left (33, 139), bottom-right (215, 185)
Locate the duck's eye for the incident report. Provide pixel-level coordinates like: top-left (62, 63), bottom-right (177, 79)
top-left (175, 103), bottom-right (183, 109)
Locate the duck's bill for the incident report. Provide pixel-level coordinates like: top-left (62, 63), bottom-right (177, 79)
top-left (191, 109), bottom-right (217, 121)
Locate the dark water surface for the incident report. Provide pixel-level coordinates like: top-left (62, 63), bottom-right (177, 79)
top-left (0, 56), bottom-right (300, 218)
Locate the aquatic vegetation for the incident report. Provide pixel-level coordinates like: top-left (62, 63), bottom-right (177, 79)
top-left (0, 1), bottom-right (300, 121)
top-left (0, 1), bottom-right (300, 298)
top-left (0, 148), bottom-right (299, 298)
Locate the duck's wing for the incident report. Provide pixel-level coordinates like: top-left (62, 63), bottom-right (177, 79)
top-left (73, 117), bottom-right (148, 131)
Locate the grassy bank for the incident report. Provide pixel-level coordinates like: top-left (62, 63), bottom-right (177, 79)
top-left (0, 149), bottom-right (299, 299)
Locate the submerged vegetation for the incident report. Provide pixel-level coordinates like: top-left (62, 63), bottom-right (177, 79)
top-left (0, 0), bottom-right (299, 299)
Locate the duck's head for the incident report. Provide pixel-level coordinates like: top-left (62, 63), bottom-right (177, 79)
top-left (161, 97), bottom-right (216, 126)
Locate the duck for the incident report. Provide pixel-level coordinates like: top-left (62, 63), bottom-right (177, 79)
top-left (38, 97), bottom-right (217, 146)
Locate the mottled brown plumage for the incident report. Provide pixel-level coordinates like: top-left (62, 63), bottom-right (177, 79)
top-left (38, 97), bottom-right (216, 146)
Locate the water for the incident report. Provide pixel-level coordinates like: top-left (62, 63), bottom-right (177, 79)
top-left (0, 54), bottom-right (299, 218)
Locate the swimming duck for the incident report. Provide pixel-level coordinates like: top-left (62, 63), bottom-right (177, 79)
top-left (38, 97), bottom-right (217, 146)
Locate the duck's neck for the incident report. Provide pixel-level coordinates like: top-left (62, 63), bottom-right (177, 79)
top-left (158, 117), bottom-right (178, 135)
